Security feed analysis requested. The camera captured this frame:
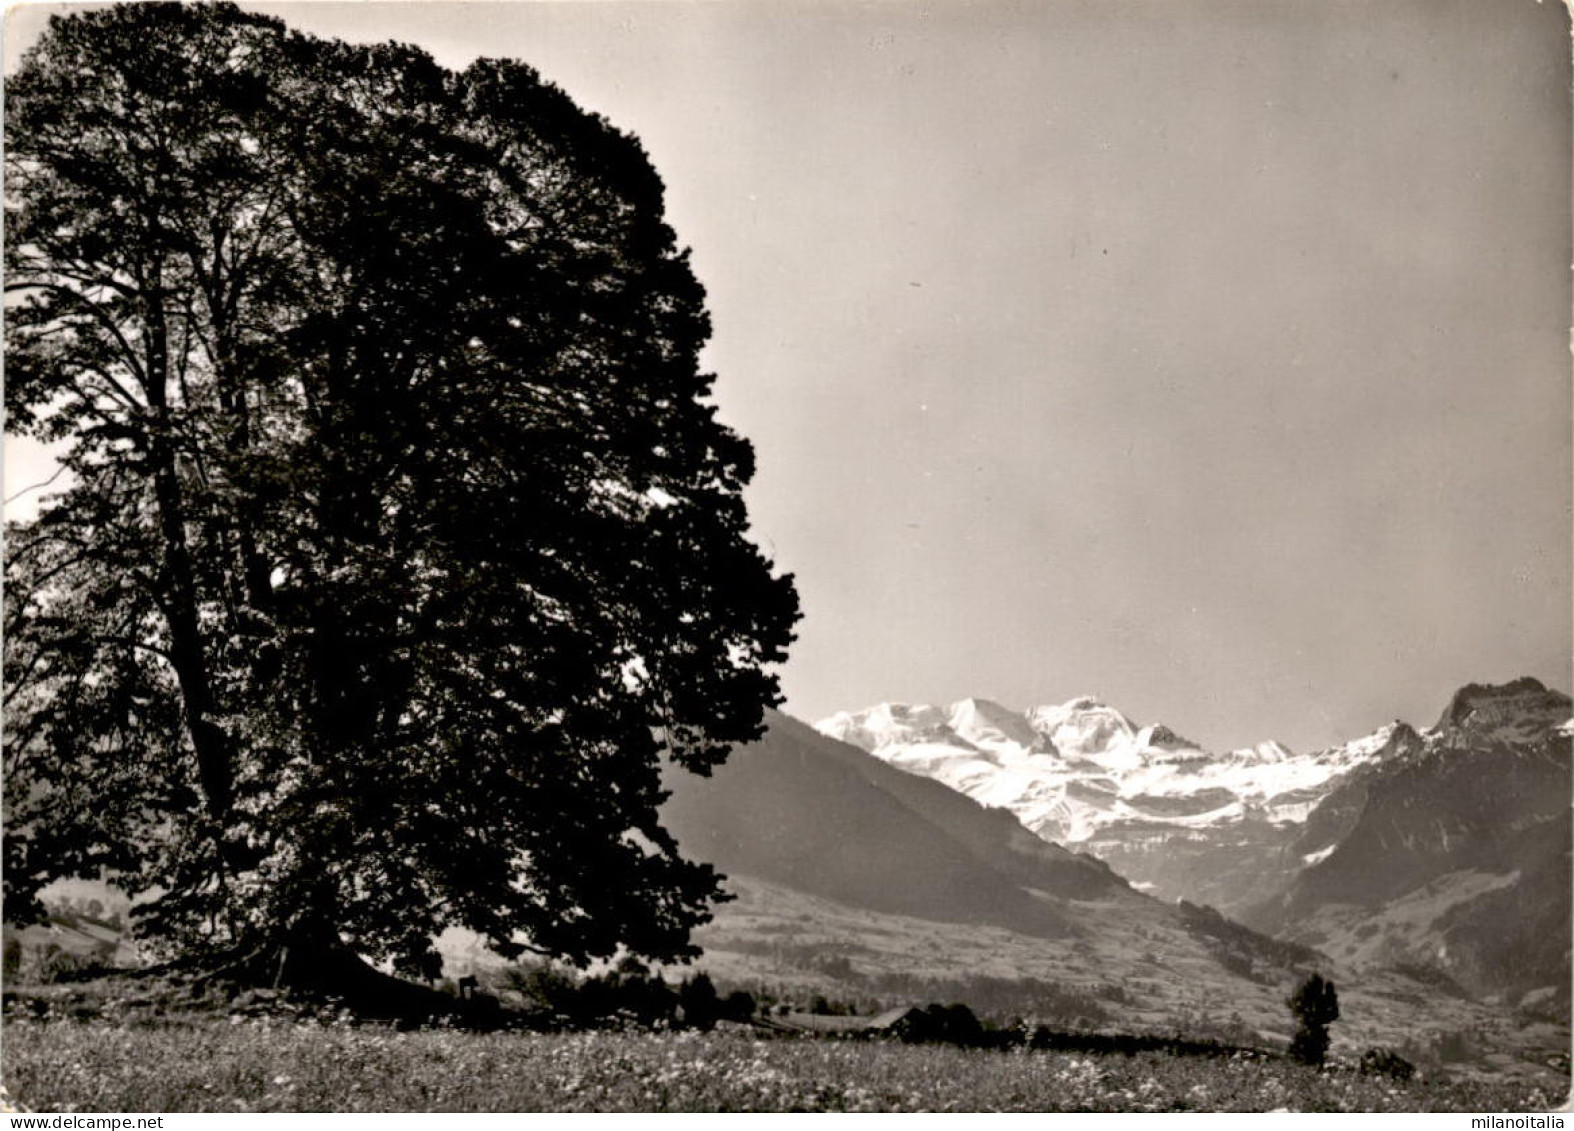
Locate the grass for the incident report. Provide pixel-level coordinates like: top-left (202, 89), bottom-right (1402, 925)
top-left (3, 1016), bottom-right (1563, 1113)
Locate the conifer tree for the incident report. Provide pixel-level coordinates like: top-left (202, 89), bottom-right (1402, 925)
top-left (1287, 972), bottom-right (1340, 1066)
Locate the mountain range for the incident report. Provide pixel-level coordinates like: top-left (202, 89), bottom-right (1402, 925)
top-left (815, 678), bottom-right (1571, 1011)
top-left (655, 690), bottom-right (1571, 1079)
top-left (819, 694), bottom-right (1409, 907)
top-left (659, 710), bottom-right (1328, 1038)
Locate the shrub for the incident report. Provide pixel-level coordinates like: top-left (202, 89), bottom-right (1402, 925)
top-left (720, 990), bottom-right (756, 1022)
top-left (678, 973), bottom-right (720, 1030)
top-left (1359, 1047), bottom-right (1416, 1081)
top-left (28, 943), bottom-right (113, 985)
top-left (495, 962), bottom-right (679, 1029)
top-left (3, 936), bottom-right (22, 984)
top-left (501, 963), bottom-right (580, 1020)
top-left (582, 972), bottom-right (676, 1028)
top-left (897, 1003), bottom-right (985, 1047)
top-left (34, 945), bottom-right (72, 983)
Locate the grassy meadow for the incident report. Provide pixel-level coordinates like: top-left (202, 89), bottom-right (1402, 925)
top-left (8, 891), bottom-right (1569, 1112)
top-left (3, 1008), bottom-right (1564, 1114)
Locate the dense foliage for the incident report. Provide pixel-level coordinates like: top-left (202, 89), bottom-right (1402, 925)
top-left (1287, 972), bottom-right (1340, 1067)
top-left (3, 3), bottom-right (797, 976)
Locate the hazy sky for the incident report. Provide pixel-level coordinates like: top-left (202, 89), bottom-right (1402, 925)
top-left (6, 0), bottom-right (1570, 751)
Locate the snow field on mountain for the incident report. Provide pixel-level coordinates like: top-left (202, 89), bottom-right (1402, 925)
top-left (818, 695), bottom-right (1403, 846)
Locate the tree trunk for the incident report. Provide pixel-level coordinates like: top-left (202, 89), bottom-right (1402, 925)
top-left (148, 438), bottom-right (235, 825)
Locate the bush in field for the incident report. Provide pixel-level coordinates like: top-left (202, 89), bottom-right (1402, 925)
top-left (496, 962), bottom-right (676, 1029)
top-left (566, 969), bottom-right (674, 1028)
top-left (678, 973), bottom-right (720, 1030)
top-left (25, 943), bottom-right (114, 985)
top-left (720, 990), bottom-right (756, 1022)
top-left (501, 964), bottom-right (579, 1020)
top-left (1286, 972), bottom-right (1339, 1067)
top-left (3, 936), bottom-right (21, 984)
top-left (1359, 1046), bottom-right (1416, 1081)
top-left (897, 1003), bottom-right (985, 1047)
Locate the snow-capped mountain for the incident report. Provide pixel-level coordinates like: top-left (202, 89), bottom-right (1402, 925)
top-left (817, 680), bottom-right (1570, 915)
top-left (1244, 677), bottom-right (1572, 1008)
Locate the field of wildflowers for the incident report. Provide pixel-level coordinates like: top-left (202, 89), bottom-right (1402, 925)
top-left (4, 1018), bottom-right (1561, 1113)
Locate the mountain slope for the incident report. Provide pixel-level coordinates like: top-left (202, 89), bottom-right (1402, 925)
top-left (1243, 680), bottom-right (1572, 1008)
top-left (781, 711), bottom-right (1123, 900)
top-left (660, 708), bottom-right (1323, 976)
top-left (660, 710), bottom-right (1124, 939)
top-left (660, 709), bottom-right (1315, 986)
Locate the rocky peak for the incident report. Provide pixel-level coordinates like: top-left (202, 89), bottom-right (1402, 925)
top-left (1433, 677), bottom-right (1572, 744)
top-left (1142, 723), bottom-right (1200, 751)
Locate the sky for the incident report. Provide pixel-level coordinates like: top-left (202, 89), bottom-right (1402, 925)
top-left (5, 0), bottom-right (1571, 752)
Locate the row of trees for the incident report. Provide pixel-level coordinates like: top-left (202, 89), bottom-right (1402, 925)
top-left (4, 3), bottom-right (798, 983)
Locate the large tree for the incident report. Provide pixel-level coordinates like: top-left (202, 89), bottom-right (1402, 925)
top-left (4, 3), bottom-right (798, 981)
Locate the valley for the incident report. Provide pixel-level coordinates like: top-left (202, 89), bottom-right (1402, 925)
top-left (818, 678), bottom-right (1572, 1014)
top-left (649, 691), bottom-right (1572, 1085)
top-left (679, 875), bottom-right (1568, 1084)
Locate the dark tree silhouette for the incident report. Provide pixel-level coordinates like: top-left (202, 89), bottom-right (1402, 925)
top-left (1287, 972), bottom-right (1340, 1066)
top-left (677, 971), bottom-right (720, 1030)
top-left (720, 989), bottom-right (756, 1022)
top-left (4, 3), bottom-right (797, 985)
